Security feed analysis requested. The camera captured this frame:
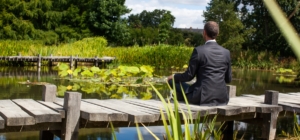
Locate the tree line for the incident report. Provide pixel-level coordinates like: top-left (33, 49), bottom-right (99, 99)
top-left (0, 0), bottom-right (299, 56)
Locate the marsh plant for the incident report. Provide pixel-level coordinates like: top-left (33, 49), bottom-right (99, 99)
top-left (57, 63), bottom-right (158, 99)
top-left (132, 80), bottom-right (223, 140)
top-left (279, 113), bottom-right (300, 139)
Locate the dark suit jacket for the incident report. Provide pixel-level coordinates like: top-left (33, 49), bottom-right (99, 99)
top-left (174, 42), bottom-right (231, 106)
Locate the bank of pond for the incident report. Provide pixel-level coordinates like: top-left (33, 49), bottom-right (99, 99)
top-left (0, 37), bottom-right (299, 70)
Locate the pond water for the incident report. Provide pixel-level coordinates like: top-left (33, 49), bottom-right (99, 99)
top-left (0, 67), bottom-right (299, 139)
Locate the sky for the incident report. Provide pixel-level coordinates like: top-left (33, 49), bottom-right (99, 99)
top-left (124, 0), bottom-right (210, 29)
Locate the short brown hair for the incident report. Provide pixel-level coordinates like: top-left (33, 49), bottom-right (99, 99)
top-left (204, 21), bottom-right (219, 39)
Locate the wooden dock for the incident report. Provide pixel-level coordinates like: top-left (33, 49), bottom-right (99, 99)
top-left (0, 54), bottom-right (115, 67)
top-left (0, 85), bottom-right (298, 140)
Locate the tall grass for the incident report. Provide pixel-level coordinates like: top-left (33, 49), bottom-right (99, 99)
top-left (0, 37), bottom-right (299, 69)
top-left (134, 81), bottom-right (223, 140)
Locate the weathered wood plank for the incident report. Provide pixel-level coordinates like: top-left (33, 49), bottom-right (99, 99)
top-left (0, 100), bottom-right (35, 126)
top-left (106, 100), bottom-right (161, 121)
top-left (55, 99), bottom-right (128, 122)
top-left (37, 101), bottom-right (65, 118)
top-left (80, 101), bottom-right (128, 122)
top-left (12, 99), bottom-right (61, 123)
top-left (0, 116), bottom-right (4, 129)
top-left (83, 99), bottom-right (156, 123)
top-left (147, 99), bottom-right (218, 117)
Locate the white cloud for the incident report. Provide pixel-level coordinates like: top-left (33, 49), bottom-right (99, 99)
top-left (159, 0), bottom-right (210, 6)
top-left (125, 0), bottom-right (208, 28)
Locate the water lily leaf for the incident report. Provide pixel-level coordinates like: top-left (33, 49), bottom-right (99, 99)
top-left (57, 85), bottom-right (67, 96)
top-left (110, 69), bottom-right (118, 77)
top-left (72, 84), bottom-right (80, 91)
top-left (140, 65), bottom-right (154, 77)
top-left (90, 66), bottom-right (100, 73)
top-left (81, 70), bottom-right (94, 77)
top-left (109, 85), bottom-right (117, 91)
top-left (58, 63), bottom-right (69, 71)
top-left (111, 94), bottom-right (122, 99)
top-left (117, 86), bottom-right (128, 94)
top-left (81, 87), bottom-right (95, 94)
top-left (67, 70), bottom-right (73, 75)
top-left (127, 66), bottom-right (140, 74)
top-left (59, 71), bottom-right (68, 77)
top-left (66, 85), bottom-right (72, 90)
top-left (73, 68), bottom-right (82, 77)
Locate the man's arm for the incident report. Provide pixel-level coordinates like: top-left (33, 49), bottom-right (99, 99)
top-left (225, 51), bottom-right (232, 83)
top-left (171, 49), bottom-right (200, 82)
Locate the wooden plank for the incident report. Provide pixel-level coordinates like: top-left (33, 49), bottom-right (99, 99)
top-left (12, 99), bottom-right (61, 123)
top-left (147, 99), bottom-right (218, 116)
top-left (0, 100), bottom-right (35, 126)
top-left (0, 116), bottom-right (4, 129)
top-left (229, 97), bottom-right (282, 113)
top-left (80, 101), bottom-right (128, 121)
top-left (105, 100), bottom-right (161, 121)
top-left (55, 98), bottom-right (128, 122)
top-left (83, 99), bottom-right (156, 123)
top-left (37, 101), bottom-right (65, 118)
top-left (216, 106), bottom-right (242, 116)
top-left (278, 102), bottom-right (300, 113)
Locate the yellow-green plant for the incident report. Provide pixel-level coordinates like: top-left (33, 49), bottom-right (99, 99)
top-left (134, 80), bottom-right (223, 140)
top-left (279, 113), bottom-right (300, 139)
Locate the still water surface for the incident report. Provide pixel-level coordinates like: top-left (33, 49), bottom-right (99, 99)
top-left (0, 67), bottom-right (299, 139)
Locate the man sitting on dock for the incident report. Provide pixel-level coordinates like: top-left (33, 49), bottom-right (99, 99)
top-left (167, 21), bottom-right (232, 106)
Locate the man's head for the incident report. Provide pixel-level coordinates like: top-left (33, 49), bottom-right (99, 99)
top-left (203, 21), bottom-right (219, 40)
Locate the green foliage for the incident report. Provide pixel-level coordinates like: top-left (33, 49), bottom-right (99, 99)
top-left (203, 0), bottom-right (251, 51)
top-left (137, 81), bottom-right (223, 140)
top-left (56, 63), bottom-right (156, 98)
top-left (228, 0), bottom-right (300, 56)
top-left (279, 113), bottom-right (300, 139)
top-left (127, 9), bottom-right (175, 28)
top-left (0, 0), bottom-right (129, 45)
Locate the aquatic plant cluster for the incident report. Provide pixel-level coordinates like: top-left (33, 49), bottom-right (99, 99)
top-left (0, 37), bottom-right (299, 70)
top-left (57, 63), bottom-right (157, 99)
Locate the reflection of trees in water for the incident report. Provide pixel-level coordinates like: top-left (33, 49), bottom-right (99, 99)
top-left (231, 69), bottom-right (300, 96)
top-left (78, 128), bottom-right (116, 140)
top-left (233, 115), bottom-right (295, 139)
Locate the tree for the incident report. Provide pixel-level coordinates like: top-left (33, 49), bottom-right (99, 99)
top-left (227, 0), bottom-right (300, 56)
top-left (127, 9), bottom-right (175, 28)
top-left (86, 0), bottom-right (131, 45)
top-left (203, 0), bottom-right (250, 51)
top-left (127, 9), bottom-right (176, 45)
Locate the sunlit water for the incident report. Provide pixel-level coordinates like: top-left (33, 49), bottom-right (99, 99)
top-left (0, 67), bottom-right (299, 139)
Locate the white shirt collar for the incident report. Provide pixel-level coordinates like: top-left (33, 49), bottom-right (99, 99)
top-left (205, 39), bottom-right (216, 44)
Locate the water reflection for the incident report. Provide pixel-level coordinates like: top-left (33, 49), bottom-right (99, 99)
top-left (0, 67), bottom-right (299, 139)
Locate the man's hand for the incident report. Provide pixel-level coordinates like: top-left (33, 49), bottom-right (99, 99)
top-left (167, 74), bottom-right (174, 81)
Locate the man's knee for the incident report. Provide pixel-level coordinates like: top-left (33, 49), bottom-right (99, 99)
top-left (168, 79), bottom-right (173, 87)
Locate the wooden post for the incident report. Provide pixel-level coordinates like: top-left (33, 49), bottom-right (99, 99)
top-left (42, 84), bottom-right (57, 102)
top-left (227, 85), bottom-right (236, 98)
top-left (222, 85), bottom-right (236, 140)
top-left (38, 54), bottom-right (42, 68)
top-left (94, 56), bottom-right (98, 67)
top-left (261, 90), bottom-right (279, 140)
top-left (74, 55), bottom-right (78, 68)
top-left (70, 55), bottom-right (73, 69)
top-left (61, 92), bottom-right (82, 140)
top-left (40, 84), bottom-right (57, 140)
top-left (49, 54), bottom-right (53, 67)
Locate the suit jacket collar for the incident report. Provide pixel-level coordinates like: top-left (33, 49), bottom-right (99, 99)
top-left (205, 39), bottom-right (216, 44)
